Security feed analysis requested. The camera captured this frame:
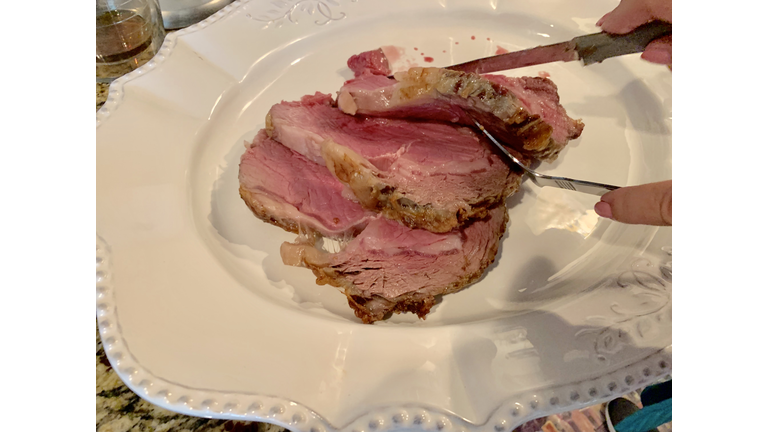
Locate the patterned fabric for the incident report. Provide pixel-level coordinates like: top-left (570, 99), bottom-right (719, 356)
top-left (615, 398), bottom-right (672, 432)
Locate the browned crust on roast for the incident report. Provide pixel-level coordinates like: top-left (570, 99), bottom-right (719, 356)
top-left (375, 177), bottom-right (518, 233)
top-left (392, 68), bottom-right (583, 162)
top-left (346, 293), bottom-right (436, 324)
top-left (325, 140), bottom-right (523, 233)
top-left (295, 209), bottom-right (510, 324)
top-left (395, 68), bottom-right (535, 128)
top-left (264, 112), bottom-right (274, 135)
top-left (239, 185), bottom-right (305, 236)
top-left (353, 177), bottom-right (518, 234)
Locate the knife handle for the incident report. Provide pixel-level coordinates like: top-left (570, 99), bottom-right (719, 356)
top-left (574, 20), bottom-right (672, 65)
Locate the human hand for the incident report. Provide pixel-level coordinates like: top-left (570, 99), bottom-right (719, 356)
top-left (594, 0), bottom-right (672, 226)
top-left (594, 180), bottom-right (671, 226)
top-left (597, 0), bottom-right (672, 65)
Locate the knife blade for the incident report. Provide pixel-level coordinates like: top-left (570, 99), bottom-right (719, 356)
top-left (445, 21), bottom-right (671, 74)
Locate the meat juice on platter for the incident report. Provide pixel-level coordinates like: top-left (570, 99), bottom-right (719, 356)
top-left (238, 48), bottom-right (584, 323)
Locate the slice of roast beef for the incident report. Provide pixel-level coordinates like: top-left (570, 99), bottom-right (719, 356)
top-left (238, 129), bottom-right (376, 238)
top-left (281, 204), bottom-right (508, 323)
top-left (337, 65), bottom-right (584, 162)
top-left (266, 92), bottom-right (522, 233)
top-left (347, 48), bottom-right (391, 77)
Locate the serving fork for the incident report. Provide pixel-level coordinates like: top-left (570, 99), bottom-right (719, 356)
top-left (471, 119), bottom-right (620, 196)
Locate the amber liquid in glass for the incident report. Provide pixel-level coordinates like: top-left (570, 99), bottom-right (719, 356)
top-left (96, 10), bottom-right (152, 63)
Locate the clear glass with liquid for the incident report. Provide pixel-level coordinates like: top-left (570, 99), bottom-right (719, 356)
top-left (96, 0), bottom-right (166, 83)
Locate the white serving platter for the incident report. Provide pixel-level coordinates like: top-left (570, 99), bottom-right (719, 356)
top-left (96, 1), bottom-right (672, 431)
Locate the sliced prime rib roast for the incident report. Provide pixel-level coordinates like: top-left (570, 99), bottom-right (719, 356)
top-left (238, 129), bottom-right (376, 239)
top-left (281, 204), bottom-right (508, 323)
top-left (238, 129), bottom-right (508, 323)
top-left (346, 48), bottom-right (391, 77)
top-left (337, 51), bottom-right (584, 162)
top-left (266, 92), bottom-right (522, 233)
top-left (237, 49), bottom-right (583, 323)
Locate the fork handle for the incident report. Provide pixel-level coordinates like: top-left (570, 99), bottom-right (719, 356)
top-left (531, 174), bottom-right (620, 196)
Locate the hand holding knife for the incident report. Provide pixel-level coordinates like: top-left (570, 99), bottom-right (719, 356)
top-left (445, 21), bottom-right (671, 74)
top-left (443, 16), bottom-right (672, 225)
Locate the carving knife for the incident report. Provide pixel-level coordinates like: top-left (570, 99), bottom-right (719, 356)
top-left (445, 21), bottom-right (671, 74)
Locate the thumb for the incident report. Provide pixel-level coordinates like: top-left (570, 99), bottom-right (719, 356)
top-left (640, 35), bottom-right (672, 65)
top-left (597, 0), bottom-right (656, 34)
top-left (594, 180), bottom-right (672, 226)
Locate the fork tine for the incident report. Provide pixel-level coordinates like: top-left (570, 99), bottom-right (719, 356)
top-left (470, 115), bottom-right (621, 196)
top-left (469, 119), bottom-right (531, 173)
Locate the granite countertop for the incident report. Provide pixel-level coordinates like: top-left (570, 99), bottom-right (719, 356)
top-left (97, 323), bottom-right (288, 432)
top-left (95, 80), bottom-right (668, 432)
top-left (97, 82), bottom-right (109, 111)
top-left (96, 316), bottom-right (639, 432)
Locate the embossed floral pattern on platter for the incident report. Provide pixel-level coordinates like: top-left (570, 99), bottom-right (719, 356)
top-left (246, 0), bottom-right (353, 27)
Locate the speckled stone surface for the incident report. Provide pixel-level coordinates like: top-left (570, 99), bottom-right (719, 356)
top-left (97, 323), bottom-right (290, 432)
top-left (97, 83), bottom-right (109, 111)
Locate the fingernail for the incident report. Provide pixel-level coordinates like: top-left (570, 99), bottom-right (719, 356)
top-left (596, 14), bottom-right (607, 26)
top-left (594, 201), bottom-right (613, 219)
